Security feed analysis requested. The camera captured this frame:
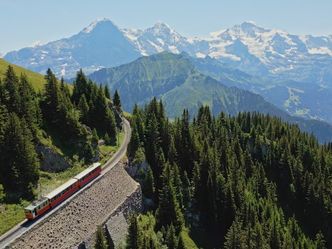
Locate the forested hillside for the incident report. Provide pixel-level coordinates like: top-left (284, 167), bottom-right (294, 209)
top-left (126, 99), bottom-right (331, 249)
top-left (89, 52), bottom-right (332, 143)
top-left (0, 66), bottom-right (119, 202)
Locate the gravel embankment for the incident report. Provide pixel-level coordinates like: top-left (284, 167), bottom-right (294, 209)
top-left (10, 163), bottom-right (139, 249)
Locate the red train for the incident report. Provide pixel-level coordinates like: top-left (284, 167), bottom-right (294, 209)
top-left (24, 163), bottom-right (102, 220)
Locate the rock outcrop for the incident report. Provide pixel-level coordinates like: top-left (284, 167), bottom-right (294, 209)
top-left (37, 144), bottom-right (71, 172)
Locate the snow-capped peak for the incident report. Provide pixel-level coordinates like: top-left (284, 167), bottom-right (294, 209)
top-left (228, 21), bottom-right (269, 37)
top-left (147, 22), bottom-right (179, 36)
top-left (5, 18), bottom-right (332, 81)
top-left (153, 22), bottom-right (171, 30)
top-left (82, 18), bottom-right (116, 33)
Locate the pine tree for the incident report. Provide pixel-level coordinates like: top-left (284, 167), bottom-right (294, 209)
top-left (177, 235), bottom-right (186, 249)
top-left (315, 232), bottom-right (326, 249)
top-left (95, 226), bottom-right (108, 249)
top-left (0, 104), bottom-right (8, 141)
top-left (2, 66), bottom-right (21, 114)
top-left (165, 224), bottom-right (178, 249)
top-left (104, 85), bottom-right (110, 99)
top-left (177, 109), bottom-right (195, 174)
top-left (43, 68), bottom-right (60, 122)
top-left (126, 216), bottom-right (139, 249)
top-left (72, 69), bottom-right (90, 105)
top-left (224, 221), bottom-right (246, 249)
top-left (106, 109), bottom-right (117, 145)
top-left (128, 125), bottom-right (140, 159)
top-left (270, 220), bottom-right (282, 249)
top-left (142, 165), bottom-right (155, 199)
top-left (92, 128), bottom-right (99, 144)
top-left (0, 184), bottom-right (5, 202)
top-left (60, 77), bottom-right (71, 99)
top-left (113, 90), bottom-right (121, 110)
top-left (104, 133), bottom-right (111, 145)
top-left (0, 113), bottom-right (39, 199)
top-left (78, 94), bottom-right (89, 124)
top-left (156, 168), bottom-right (185, 232)
top-left (82, 142), bottom-right (95, 163)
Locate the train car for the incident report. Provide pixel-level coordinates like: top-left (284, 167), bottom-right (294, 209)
top-left (74, 162), bottom-right (101, 188)
top-left (24, 162), bottom-right (102, 220)
top-left (24, 197), bottom-right (50, 220)
top-left (45, 178), bottom-right (79, 208)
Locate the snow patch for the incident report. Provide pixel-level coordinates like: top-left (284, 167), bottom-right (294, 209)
top-left (32, 40), bottom-right (44, 47)
top-left (157, 38), bottom-right (165, 46)
top-left (148, 40), bottom-right (163, 52)
top-left (168, 45), bottom-right (179, 54)
top-left (196, 52), bottom-right (206, 58)
top-left (122, 28), bottom-right (142, 41)
top-left (61, 63), bottom-right (68, 77)
top-left (308, 47), bottom-right (332, 56)
top-left (210, 29), bottom-right (227, 38)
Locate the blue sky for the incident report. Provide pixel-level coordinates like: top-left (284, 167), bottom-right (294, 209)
top-left (1, 0), bottom-right (332, 55)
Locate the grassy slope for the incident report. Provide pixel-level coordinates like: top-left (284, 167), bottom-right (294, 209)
top-left (0, 58), bottom-right (73, 92)
top-left (0, 58), bottom-right (46, 91)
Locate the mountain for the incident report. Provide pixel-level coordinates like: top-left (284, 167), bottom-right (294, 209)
top-left (4, 19), bottom-right (332, 124)
top-left (123, 21), bottom-right (332, 124)
top-left (186, 54), bottom-right (332, 124)
top-left (89, 52), bottom-right (332, 143)
top-left (122, 21), bottom-right (332, 82)
top-left (8, 19), bottom-right (332, 82)
top-left (4, 19), bottom-right (141, 79)
top-left (122, 22), bottom-right (192, 55)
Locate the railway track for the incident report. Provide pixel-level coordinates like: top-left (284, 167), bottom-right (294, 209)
top-left (0, 118), bottom-right (131, 249)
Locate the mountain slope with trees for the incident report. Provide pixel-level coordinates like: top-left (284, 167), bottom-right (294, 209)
top-left (126, 98), bottom-right (331, 248)
top-left (189, 54), bottom-right (332, 125)
top-left (0, 63), bottom-right (119, 230)
top-left (89, 52), bottom-right (332, 143)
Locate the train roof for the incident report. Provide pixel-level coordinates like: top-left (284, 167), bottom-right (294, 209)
top-left (73, 162), bottom-right (101, 181)
top-left (44, 178), bottom-right (78, 200)
top-left (25, 197), bottom-right (48, 211)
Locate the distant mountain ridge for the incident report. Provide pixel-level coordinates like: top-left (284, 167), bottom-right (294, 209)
top-left (187, 54), bottom-right (332, 125)
top-left (5, 19), bottom-right (332, 81)
top-left (88, 52), bottom-right (332, 143)
top-left (4, 19), bottom-right (332, 124)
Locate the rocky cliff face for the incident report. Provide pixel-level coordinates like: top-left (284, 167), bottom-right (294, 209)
top-left (82, 187), bottom-right (142, 249)
top-left (36, 144), bottom-right (70, 172)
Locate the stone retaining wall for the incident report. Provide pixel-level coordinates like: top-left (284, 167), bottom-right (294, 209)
top-left (9, 162), bottom-right (142, 249)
